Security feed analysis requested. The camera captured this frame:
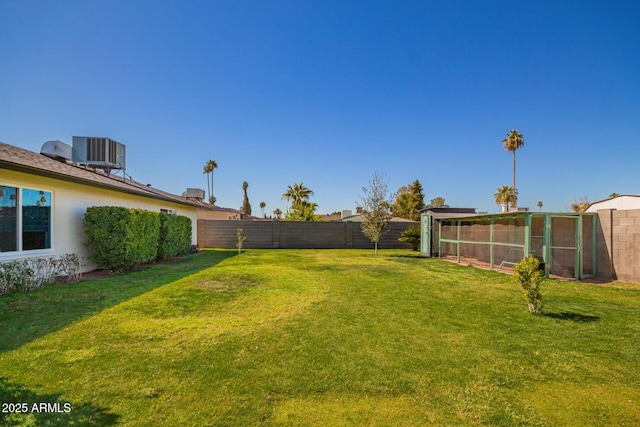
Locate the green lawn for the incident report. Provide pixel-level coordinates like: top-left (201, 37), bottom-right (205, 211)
top-left (1, 249), bottom-right (639, 426)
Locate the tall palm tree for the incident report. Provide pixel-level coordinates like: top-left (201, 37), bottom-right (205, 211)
top-left (241, 181), bottom-right (251, 215)
top-left (259, 201), bottom-right (266, 218)
top-left (494, 185), bottom-right (516, 212)
top-left (202, 160), bottom-right (218, 204)
top-left (537, 201), bottom-right (543, 212)
top-left (282, 182), bottom-right (314, 207)
top-left (502, 130), bottom-right (524, 208)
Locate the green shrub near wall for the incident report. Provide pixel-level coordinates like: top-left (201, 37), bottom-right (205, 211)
top-left (158, 213), bottom-right (192, 259)
top-left (84, 207), bottom-right (160, 271)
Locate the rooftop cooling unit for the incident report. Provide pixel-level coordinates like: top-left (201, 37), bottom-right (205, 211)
top-left (40, 140), bottom-right (72, 162)
top-left (185, 188), bottom-right (206, 200)
top-left (72, 136), bottom-right (126, 171)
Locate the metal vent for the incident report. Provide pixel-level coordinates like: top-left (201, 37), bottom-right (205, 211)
top-left (72, 136), bottom-right (126, 171)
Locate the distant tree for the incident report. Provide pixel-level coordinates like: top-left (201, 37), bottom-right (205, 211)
top-left (282, 182), bottom-right (318, 221)
top-left (502, 130), bottom-right (525, 208)
top-left (203, 160), bottom-right (218, 204)
top-left (391, 179), bottom-right (425, 221)
top-left (259, 201), bottom-right (266, 218)
top-left (537, 201), bottom-right (543, 212)
top-left (569, 197), bottom-right (590, 213)
top-left (284, 201), bottom-right (320, 221)
top-left (609, 193), bottom-right (621, 198)
top-left (360, 172), bottom-right (393, 256)
top-left (282, 182), bottom-right (314, 207)
top-left (241, 181), bottom-right (252, 215)
top-left (427, 197), bottom-right (449, 209)
top-left (494, 185), bottom-right (516, 212)
top-left (273, 208), bottom-right (282, 220)
top-left (330, 211), bottom-right (342, 216)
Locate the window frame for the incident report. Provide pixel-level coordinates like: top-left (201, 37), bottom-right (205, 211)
top-left (0, 182), bottom-right (55, 259)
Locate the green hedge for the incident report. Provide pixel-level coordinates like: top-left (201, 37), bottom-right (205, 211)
top-left (84, 207), bottom-right (160, 271)
top-left (158, 213), bottom-right (192, 260)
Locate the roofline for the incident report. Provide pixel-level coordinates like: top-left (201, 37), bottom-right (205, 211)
top-left (425, 211), bottom-right (597, 222)
top-left (1, 159), bottom-right (197, 208)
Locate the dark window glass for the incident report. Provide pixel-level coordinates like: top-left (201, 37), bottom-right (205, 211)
top-left (22, 188), bottom-right (51, 250)
top-left (0, 185), bottom-right (18, 252)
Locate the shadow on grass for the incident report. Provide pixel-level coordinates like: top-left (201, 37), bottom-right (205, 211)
top-left (0, 377), bottom-right (119, 426)
top-left (543, 312), bottom-right (600, 322)
top-left (0, 250), bottom-right (237, 354)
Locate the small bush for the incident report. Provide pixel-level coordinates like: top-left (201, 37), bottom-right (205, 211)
top-left (236, 228), bottom-right (247, 254)
top-left (399, 226), bottom-right (421, 251)
top-left (513, 254), bottom-right (544, 314)
top-left (84, 207), bottom-right (160, 271)
top-left (0, 254), bottom-right (82, 296)
top-left (158, 214), bottom-right (192, 260)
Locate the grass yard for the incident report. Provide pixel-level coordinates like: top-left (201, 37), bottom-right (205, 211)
top-left (1, 249), bottom-right (639, 426)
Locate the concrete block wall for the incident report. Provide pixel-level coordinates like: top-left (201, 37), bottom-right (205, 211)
top-left (198, 220), bottom-right (417, 250)
top-left (596, 209), bottom-right (640, 283)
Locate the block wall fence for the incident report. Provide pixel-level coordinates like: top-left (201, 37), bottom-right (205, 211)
top-left (197, 220), bottom-right (417, 250)
top-left (596, 209), bottom-right (640, 283)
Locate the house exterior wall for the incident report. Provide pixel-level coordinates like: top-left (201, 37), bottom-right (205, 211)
top-left (596, 209), bottom-right (640, 283)
top-left (586, 196), bottom-right (640, 212)
top-left (1, 169), bottom-right (198, 272)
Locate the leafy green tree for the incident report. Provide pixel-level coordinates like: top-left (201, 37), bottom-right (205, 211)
top-left (284, 201), bottom-right (320, 221)
top-left (494, 185), bottom-right (516, 212)
top-left (398, 226), bottom-right (421, 251)
top-left (427, 197), bottom-right (449, 208)
top-left (203, 160), bottom-right (218, 204)
top-left (391, 179), bottom-right (425, 221)
top-left (360, 172), bottom-right (392, 256)
top-left (502, 130), bottom-right (524, 208)
top-left (241, 181), bottom-right (252, 215)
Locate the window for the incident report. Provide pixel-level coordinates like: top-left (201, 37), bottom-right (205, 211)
top-left (0, 186), bottom-right (18, 252)
top-left (0, 185), bottom-right (52, 252)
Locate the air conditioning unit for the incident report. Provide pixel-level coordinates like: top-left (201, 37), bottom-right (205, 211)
top-left (72, 136), bottom-right (126, 171)
top-left (185, 188), bottom-right (205, 200)
top-left (40, 140), bottom-right (72, 162)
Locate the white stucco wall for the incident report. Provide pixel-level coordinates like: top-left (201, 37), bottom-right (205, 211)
top-left (1, 169), bottom-right (198, 272)
top-left (585, 196), bottom-right (640, 212)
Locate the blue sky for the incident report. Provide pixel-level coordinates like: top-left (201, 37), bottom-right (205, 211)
top-left (1, 0), bottom-right (639, 215)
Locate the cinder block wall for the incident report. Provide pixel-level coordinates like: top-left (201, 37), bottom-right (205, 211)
top-left (596, 209), bottom-right (640, 283)
top-left (197, 220), bottom-right (417, 250)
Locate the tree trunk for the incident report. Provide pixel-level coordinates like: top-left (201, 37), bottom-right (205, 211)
top-left (375, 242), bottom-right (378, 256)
top-left (512, 151), bottom-right (517, 209)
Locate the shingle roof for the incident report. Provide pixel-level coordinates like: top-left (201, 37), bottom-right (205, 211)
top-left (0, 141), bottom-right (200, 207)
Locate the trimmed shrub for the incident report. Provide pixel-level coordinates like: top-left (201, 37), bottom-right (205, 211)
top-left (398, 225), bottom-right (421, 251)
top-left (513, 254), bottom-right (544, 314)
top-left (158, 214), bottom-right (192, 260)
top-left (84, 207), bottom-right (160, 271)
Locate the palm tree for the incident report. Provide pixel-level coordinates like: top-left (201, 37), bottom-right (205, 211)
top-left (241, 181), bottom-right (251, 215)
top-left (537, 201), bottom-right (543, 212)
top-left (282, 182), bottom-right (314, 207)
top-left (259, 201), bottom-right (266, 218)
top-left (609, 193), bottom-right (621, 198)
top-left (202, 160), bottom-right (218, 204)
top-left (494, 185), bottom-right (516, 212)
top-left (273, 208), bottom-right (282, 219)
top-left (502, 130), bottom-right (524, 209)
